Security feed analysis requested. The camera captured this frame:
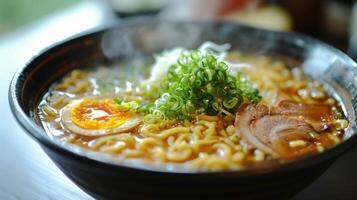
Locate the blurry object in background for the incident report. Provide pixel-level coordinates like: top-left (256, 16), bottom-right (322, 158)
top-left (221, 4), bottom-right (292, 31)
top-left (105, 0), bottom-right (169, 18)
top-left (217, 0), bottom-right (253, 14)
top-left (348, 1), bottom-right (357, 61)
top-left (0, 0), bottom-right (79, 35)
top-left (323, 0), bottom-right (351, 39)
top-left (280, 0), bottom-right (324, 37)
top-left (321, 0), bottom-right (353, 51)
top-left (160, 0), bottom-right (292, 32)
top-left (281, 0), bottom-right (353, 51)
top-left (159, 0), bottom-right (222, 20)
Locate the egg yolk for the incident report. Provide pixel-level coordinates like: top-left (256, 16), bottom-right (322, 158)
top-left (70, 99), bottom-right (132, 130)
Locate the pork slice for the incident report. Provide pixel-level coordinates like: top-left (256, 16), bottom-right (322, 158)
top-left (253, 115), bottom-right (314, 158)
top-left (235, 103), bottom-right (316, 158)
top-left (274, 100), bottom-right (331, 132)
top-left (235, 104), bottom-right (278, 157)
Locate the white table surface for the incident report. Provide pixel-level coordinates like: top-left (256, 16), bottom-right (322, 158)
top-left (0, 1), bottom-right (112, 199)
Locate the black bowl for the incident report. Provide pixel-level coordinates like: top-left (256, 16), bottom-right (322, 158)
top-left (9, 20), bottom-right (357, 199)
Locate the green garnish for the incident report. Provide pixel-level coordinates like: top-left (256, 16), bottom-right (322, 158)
top-left (115, 50), bottom-right (261, 120)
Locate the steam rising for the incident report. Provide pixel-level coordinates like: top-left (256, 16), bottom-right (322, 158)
top-left (99, 22), bottom-right (356, 135)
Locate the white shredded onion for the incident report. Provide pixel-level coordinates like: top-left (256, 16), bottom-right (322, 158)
top-left (143, 41), bottom-right (251, 86)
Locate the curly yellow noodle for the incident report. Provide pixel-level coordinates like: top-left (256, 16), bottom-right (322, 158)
top-left (198, 120), bottom-right (216, 137)
top-left (226, 125), bottom-right (236, 135)
top-left (192, 125), bottom-right (205, 140)
top-left (123, 149), bottom-right (144, 158)
top-left (197, 115), bottom-right (218, 122)
top-left (166, 149), bottom-right (192, 162)
top-left (141, 125), bottom-right (190, 139)
top-left (167, 141), bottom-right (192, 162)
top-left (69, 81), bottom-right (91, 94)
top-left (172, 134), bottom-right (191, 147)
top-left (151, 147), bottom-right (166, 161)
top-left (89, 133), bottom-right (136, 153)
top-left (51, 96), bottom-right (68, 109)
top-left (222, 138), bottom-right (238, 150)
top-left (219, 129), bottom-right (228, 137)
top-left (138, 138), bottom-right (163, 151)
top-left (213, 143), bottom-right (233, 159)
top-left (232, 152), bottom-right (245, 162)
top-left (41, 104), bottom-right (58, 118)
top-left (167, 136), bottom-right (175, 146)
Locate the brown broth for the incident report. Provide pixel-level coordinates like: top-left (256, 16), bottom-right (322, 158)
top-left (38, 53), bottom-right (348, 171)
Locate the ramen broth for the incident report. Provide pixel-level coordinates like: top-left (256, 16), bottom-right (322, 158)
top-left (38, 44), bottom-right (348, 171)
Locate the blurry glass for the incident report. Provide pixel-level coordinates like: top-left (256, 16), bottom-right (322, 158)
top-left (105, 0), bottom-right (169, 17)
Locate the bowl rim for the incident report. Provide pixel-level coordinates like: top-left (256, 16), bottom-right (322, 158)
top-left (8, 18), bottom-right (357, 177)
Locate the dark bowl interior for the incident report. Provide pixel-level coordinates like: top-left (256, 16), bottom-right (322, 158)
top-left (9, 20), bottom-right (357, 199)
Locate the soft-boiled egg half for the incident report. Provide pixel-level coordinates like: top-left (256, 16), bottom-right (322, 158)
top-left (60, 98), bottom-right (142, 136)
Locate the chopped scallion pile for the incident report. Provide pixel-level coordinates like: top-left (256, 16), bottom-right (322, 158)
top-left (115, 50), bottom-right (261, 120)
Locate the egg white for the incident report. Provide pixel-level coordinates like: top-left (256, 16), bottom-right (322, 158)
top-left (60, 100), bottom-right (142, 136)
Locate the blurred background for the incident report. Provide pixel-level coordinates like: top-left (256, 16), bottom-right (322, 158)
top-left (1, 0), bottom-right (357, 200)
top-left (0, 0), bottom-right (356, 59)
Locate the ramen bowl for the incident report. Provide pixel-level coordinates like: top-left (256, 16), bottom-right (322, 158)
top-left (9, 20), bottom-right (357, 199)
